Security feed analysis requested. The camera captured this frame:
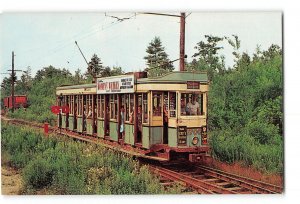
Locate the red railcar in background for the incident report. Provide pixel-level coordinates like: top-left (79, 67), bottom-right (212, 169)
top-left (3, 95), bottom-right (28, 109)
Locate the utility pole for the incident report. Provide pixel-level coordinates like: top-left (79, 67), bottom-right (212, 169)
top-left (140, 12), bottom-right (186, 71)
top-left (11, 51), bottom-right (15, 113)
top-left (7, 51), bottom-right (23, 113)
top-left (179, 13), bottom-right (186, 71)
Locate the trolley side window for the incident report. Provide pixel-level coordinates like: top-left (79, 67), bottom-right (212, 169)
top-left (110, 94), bottom-right (117, 120)
top-left (125, 94), bottom-right (129, 122)
top-left (86, 95), bottom-right (92, 118)
top-left (96, 95), bottom-right (104, 119)
top-left (110, 95), bottom-right (114, 119)
top-left (70, 95), bottom-right (74, 115)
top-left (97, 95), bottom-right (100, 118)
top-left (180, 93), bottom-right (203, 116)
top-left (169, 92), bottom-right (176, 117)
top-left (100, 95), bottom-right (104, 118)
top-left (129, 94), bottom-right (134, 123)
top-left (74, 96), bottom-right (77, 115)
top-left (153, 92), bottom-right (162, 116)
top-left (78, 95), bottom-right (82, 116)
top-left (143, 93), bottom-right (148, 123)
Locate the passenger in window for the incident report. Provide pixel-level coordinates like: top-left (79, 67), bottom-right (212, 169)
top-left (87, 105), bottom-right (92, 118)
top-left (144, 112), bottom-right (148, 123)
top-left (83, 105), bottom-right (86, 116)
top-left (120, 105), bottom-right (125, 140)
top-left (189, 95), bottom-right (200, 115)
top-left (129, 110), bottom-right (134, 123)
top-left (163, 105), bottom-right (168, 123)
top-left (105, 106), bottom-right (110, 135)
top-left (186, 97), bottom-right (192, 115)
top-left (181, 98), bottom-right (186, 115)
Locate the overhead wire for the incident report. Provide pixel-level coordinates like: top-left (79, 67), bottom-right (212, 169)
top-left (24, 13), bottom-right (138, 68)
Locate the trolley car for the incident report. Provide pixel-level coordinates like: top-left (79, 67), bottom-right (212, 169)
top-left (56, 71), bottom-right (209, 162)
top-left (3, 95), bottom-right (28, 109)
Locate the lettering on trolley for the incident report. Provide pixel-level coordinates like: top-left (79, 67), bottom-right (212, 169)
top-left (178, 126), bottom-right (187, 146)
top-left (97, 75), bottom-right (134, 94)
top-left (201, 126), bottom-right (208, 145)
top-left (187, 81), bottom-right (200, 89)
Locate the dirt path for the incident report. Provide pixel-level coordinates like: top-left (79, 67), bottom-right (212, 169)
top-left (1, 166), bottom-right (23, 195)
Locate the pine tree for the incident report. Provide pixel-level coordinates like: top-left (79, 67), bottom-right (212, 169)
top-left (86, 54), bottom-right (104, 81)
top-left (144, 37), bottom-right (174, 77)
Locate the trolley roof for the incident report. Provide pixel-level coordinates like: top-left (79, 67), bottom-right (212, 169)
top-left (56, 71), bottom-right (208, 91)
top-left (137, 71), bottom-right (208, 84)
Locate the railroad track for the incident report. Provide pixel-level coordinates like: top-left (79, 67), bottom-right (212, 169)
top-left (2, 116), bottom-right (283, 194)
top-left (149, 163), bottom-right (283, 194)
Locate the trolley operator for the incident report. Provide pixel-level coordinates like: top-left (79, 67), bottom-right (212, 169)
top-left (186, 95), bottom-right (200, 115)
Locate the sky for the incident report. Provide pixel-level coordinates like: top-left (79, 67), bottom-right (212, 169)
top-left (0, 12), bottom-right (282, 82)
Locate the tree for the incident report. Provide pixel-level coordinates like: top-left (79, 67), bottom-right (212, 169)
top-left (110, 66), bottom-right (124, 76)
top-left (144, 37), bottom-right (174, 77)
top-left (16, 66), bottom-right (32, 94)
top-left (262, 44), bottom-right (282, 61)
top-left (192, 35), bottom-right (225, 80)
top-left (225, 35), bottom-right (241, 69)
top-left (86, 54), bottom-right (104, 82)
top-left (101, 66), bottom-right (112, 78)
top-left (74, 68), bottom-right (85, 84)
top-left (1, 76), bottom-right (12, 98)
top-left (34, 65), bottom-right (72, 82)
top-left (237, 52), bottom-right (251, 70)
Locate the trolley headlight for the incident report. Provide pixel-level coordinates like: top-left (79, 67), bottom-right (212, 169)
top-left (192, 137), bottom-right (199, 145)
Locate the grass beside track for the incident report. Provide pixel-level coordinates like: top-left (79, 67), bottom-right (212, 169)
top-left (1, 121), bottom-right (182, 195)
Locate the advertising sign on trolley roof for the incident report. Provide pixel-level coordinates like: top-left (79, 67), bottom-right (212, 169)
top-left (96, 75), bottom-right (135, 94)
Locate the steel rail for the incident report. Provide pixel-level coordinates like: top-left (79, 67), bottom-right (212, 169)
top-left (149, 165), bottom-right (238, 194)
top-left (197, 165), bottom-right (283, 194)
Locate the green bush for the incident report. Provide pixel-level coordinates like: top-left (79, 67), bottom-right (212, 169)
top-left (23, 157), bottom-right (54, 189)
top-left (210, 129), bottom-right (283, 173)
top-left (245, 120), bottom-right (280, 145)
top-left (208, 48), bottom-right (283, 174)
top-left (1, 122), bottom-right (177, 194)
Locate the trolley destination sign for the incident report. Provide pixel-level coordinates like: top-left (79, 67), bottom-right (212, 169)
top-left (178, 126), bottom-right (187, 146)
top-left (96, 75), bottom-right (135, 94)
top-left (187, 81), bottom-right (200, 89)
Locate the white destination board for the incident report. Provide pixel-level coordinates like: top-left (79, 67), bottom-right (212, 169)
top-left (96, 75), bottom-right (135, 94)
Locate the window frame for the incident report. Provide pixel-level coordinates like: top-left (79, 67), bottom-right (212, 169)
top-left (152, 92), bottom-right (162, 117)
top-left (142, 93), bottom-right (149, 124)
top-left (110, 94), bottom-right (117, 120)
top-left (169, 92), bottom-right (176, 118)
top-left (180, 92), bottom-right (204, 117)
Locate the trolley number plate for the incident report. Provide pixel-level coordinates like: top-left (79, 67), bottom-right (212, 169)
top-left (178, 126), bottom-right (187, 146)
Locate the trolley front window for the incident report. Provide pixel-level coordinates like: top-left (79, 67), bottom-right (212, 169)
top-left (180, 93), bottom-right (203, 116)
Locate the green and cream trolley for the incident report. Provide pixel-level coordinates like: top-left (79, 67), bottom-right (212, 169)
top-left (56, 71), bottom-right (209, 161)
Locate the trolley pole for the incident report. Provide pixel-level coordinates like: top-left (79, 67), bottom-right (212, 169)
top-left (75, 41), bottom-right (89, 66)
top-left (179, 13), bottom-right (186, 71)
